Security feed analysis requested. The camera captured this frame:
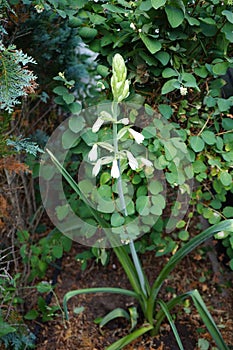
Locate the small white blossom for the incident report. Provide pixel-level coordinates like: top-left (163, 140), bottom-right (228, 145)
top-left (130, 22), bottom-right (136, 30)
top-left (129, 128), bottom-right (144, 144)
top-left (215, 231), bottom-right (225, 239)
top-left (138, 28), bottom-right (142, 33)
top-left (92, 159), bottom-right (102, 177)
top-left (92, 117), bottom-right (104, 133)
top-left (111, 159), bottom-right (120, 178)
top-left (88, 144), bottom-right (98, 162)
top-left (126, 151), bottom-right (138, 170)
top-left (180, 86), bottom-right (188, 96)
top-left (119, 118), bottom-right (129, 125)
top-left (140, 157), bottom-right (153, 167)
top-left (35, 4), bottom-right (44, 13)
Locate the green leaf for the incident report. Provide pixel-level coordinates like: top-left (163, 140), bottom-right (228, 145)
top-left (100, 172), bottom-right (111, 185)
top-left (189, 289), bottom-right (229, 350)
top-left (162, 68), bottom-right (178, 78)
top-left (157, 300), bottom-right (184, 350)
top-left (37, 281), bottom-right (52, 293)
top-left (213, 62), bottom-right (229, 76)
top-left (0, 322), bottom-right (16, 337)
top-left (111, 212), bottom-right (125, 227)
top-left (151, 0), bottom-right (166, 9)
top-left (62, 93), bottom-right (74, 105)
top-left (52, 245), bottom-right (63, 259)
top-left (149, 219), bottom-right (233, 307)
top-left (189, 135), bottom-right (205, 152)
top-left (56, 205), bottom-right (69, 220)
top-left (161, 79), bottom-right (179, 94)
top-left (222, 118), bottom-right (233, 130)
top-left (62, 129), bottom-right (80, 149)
top-left (194, 66), bottom-right (208, 78)
top-left (79, 27), bottom-right (98, 40)
top-left (198, 338), bottom-right (210, 350)
top-left (97, 198), bottom-right (115, 213)
top-left (223, 207), bottom-right (233, 218)
top-left (106, 325), bottom-right (153, 350)
top-left (68, 102), bottom-right (82, 114)
top-left (149, 180), bottom-right (163, 195)
top-left (222, 10), bottom-right (233, 24)
top-left (219, 171), bottom-right (232, 187)
top-left (139, 33), bottom-right (162, 54)
top-left (69, 116), bottom-right (85, 133)
top-left (136, 196), bottom-right (150, 215)
top-left (155, 51), bottom-right (170, 66)
top-left (201, 130), bottom-right (216, 145)
top-left (182, 72), bottom-right (199, 90)
top-left (53, 86), bottom-right (68, 95)
top-left (178, 230), bottom-right (189, 241)
top-left (63, 287), bottom-right (139, 320)
top-left (97, 308), bottom-right (130, 328)
top-left (97, 64), bottom-right (109, 77)
top-left (158, 104), bottom-right (173, 119)
top-left (24, 309), bottom-right (39, 320)
top-left (165, 6), bottom-right (184, 28)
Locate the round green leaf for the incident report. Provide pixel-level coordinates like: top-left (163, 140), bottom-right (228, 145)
top-left (162, 79), bottom-right (179, 94)
top-left (79, 27), bottom-right (98, 40)
top-left (219, 171), bottom-right (232, 186)
top-left (151, 0), bottom-right (166, 9)
top-left (189, 135), bottom-right (205, 152)
top-left (24, 310), bottom-right (39, 320)
top-left (136, 196), bottom-right (150, 215)
top-left (111, 212), bottom-right (125, 227)
top-left (178, 230), bottom-right (189, 241)
top-left (69, 116), bottom-right (85, 133)
top-left (52, 245), bottom-right (63, 259)
top-left (149, 180), bottom-right (163, 195)
top-left (223, 206), bottom-right (233, 218)
top-left (201, 130), bottom-right (216, 145)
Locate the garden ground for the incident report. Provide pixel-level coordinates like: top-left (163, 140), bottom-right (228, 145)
top-left (33, 240), bottom-right (233, 350)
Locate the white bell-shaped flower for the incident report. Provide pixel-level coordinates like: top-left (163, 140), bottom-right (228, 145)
top-left (92, 117), bottom-right (104, 133)
top-left (140, 157), bottom-right (153, 167)
top-left (92, 159), bottom-right (102, 177)
top-left (88, 144), bottom-right (98, 162)
top-left (129, 128), bottom-right (144, 144)
top-left (111, 159), bottom-right (120, 178)
top-left (126, 151), bottom-right (138, 170)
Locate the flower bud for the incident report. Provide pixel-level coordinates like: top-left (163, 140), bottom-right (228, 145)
top-left (111, 54), bottom-right (129, 102)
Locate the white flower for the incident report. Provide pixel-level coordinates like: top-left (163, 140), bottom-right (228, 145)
top-left (126, 151), bottom-right (138, 170)
top-left (129, 128), bottom-right (144, 144)
top-left (35, 4), bottom-right (44, 13)
top-left (111, 159), bottom-right (120, 178)
top-left (92, 159), bottom-right (102, 177)
top-left (92, 117), bottom-right (104, 133)
top-left (140, 157), bottom-right (153, 167)
top-left (130, 22), bottom-right (136, 30)
top-left (180, 86), bottom-right (188, 96)
top-left (119, 118), bottom-right (129, 125)
top-left (138, 28), bottom-right (142, 33)
top-left (88, 144), bottom-right (98, 162)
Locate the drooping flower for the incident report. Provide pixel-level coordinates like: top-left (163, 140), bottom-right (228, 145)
top-left (92, 117), bottom-right (104, 133)
top-left (119, 118), bottom-right (129, 125)
top-left (92, 159), bottom-right (102, 177)
top-left (126, 151), bottom-right (138, 170)
top-left (88, 144), bottom-right (98, 162)
top-left (128, 128), bottom-right (144, 144)
top-left (111, 159), bottom-right (120, 178)
top-left (140, 157), bottom-right (153, 167)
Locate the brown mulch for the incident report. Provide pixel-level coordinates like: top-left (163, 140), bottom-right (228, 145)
top-left (31, 241), bottom-right (233, 350)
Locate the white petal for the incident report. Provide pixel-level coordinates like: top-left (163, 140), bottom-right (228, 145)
top-left (92, 117), bottom-right (104, 133)
top-left (92, 159), bottom-right (102, 177)
top-left (127, 151), bottom-right (138, 170)
top-left (88, 144), bottom-right (98, 162)
top-left (119, 118), bottom-right (129, 125)
top-left (111, 159), bottom-right (120, 178)
top-left (140, 157), bottom-right (153, 167)
top-left (129, 128), bottom-right (144, 144)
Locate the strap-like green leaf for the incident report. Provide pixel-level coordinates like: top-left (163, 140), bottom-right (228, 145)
top-left (147, 220), bottom-right (233, 322)
top-left (106, 324), bottom-right (153, 350)
top-left (157, 299), bottom-right (184, 350)
top-left (63, 287), bottom-right (138, 320)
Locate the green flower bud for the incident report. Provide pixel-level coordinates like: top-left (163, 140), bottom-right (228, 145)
top-left (111, 54), bottom-right (129, 102)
